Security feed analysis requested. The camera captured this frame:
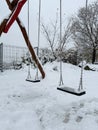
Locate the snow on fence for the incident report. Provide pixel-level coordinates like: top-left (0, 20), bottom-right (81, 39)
top-left (0, 43), bottom-right (28, 71)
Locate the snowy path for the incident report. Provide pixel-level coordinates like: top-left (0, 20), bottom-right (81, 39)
top-left (0, 62), bottom-right (98, 130)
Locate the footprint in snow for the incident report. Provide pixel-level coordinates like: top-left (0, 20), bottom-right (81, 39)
top-left (75, 116), bottom-right (83, 123)
top-left (63, 113), bottom-right (70, 123)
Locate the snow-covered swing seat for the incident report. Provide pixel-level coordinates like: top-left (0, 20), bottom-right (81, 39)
top-left (57, 60), bottom-right (86, 96)
top-left (57, 0), bottom-right (86, 96)
top-left (26, 0), bottom-right (42, 83)
top-left (57, 86), bottom-right (86, 96)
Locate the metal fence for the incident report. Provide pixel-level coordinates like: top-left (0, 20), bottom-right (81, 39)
top-left (0, 43), bottom-right (28, 71)
top-left (0, 43), bottom-right (3, 72)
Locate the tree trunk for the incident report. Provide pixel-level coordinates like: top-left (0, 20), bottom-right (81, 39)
top-left (92, 47), bottom-right (96, 64)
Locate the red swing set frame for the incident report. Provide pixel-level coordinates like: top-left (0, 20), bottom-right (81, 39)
top-left (0, 0), bottom-right (45, 79)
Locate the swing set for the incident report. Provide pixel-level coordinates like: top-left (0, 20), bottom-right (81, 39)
top-left (0, 0), bottom-right (86, 96)
top-left (0, 0), bottom-right (45, 80)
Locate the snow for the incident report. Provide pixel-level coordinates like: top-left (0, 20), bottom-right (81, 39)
top-left (0, 62), bottom-right (98, 130)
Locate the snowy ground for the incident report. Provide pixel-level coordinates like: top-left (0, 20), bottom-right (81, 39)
top-left (0, 62), bottom-right (98, 130)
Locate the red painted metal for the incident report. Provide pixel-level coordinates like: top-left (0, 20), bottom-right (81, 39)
top-left (4, 0), bottom-right (27, 33)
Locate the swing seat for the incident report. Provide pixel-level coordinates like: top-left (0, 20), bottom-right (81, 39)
top-left (26, 78), bottom-right (40, 83)
top-left (57, 86), bottom-right (86, 96)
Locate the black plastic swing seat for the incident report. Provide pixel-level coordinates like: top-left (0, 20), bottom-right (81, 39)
top-left (57, 86), bottom-right (86, 96)
top-left (26, 78), bottom-right (40, 83)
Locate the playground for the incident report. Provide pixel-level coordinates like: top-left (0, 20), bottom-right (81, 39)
top-left (0, 0), bottom-right (98, 129)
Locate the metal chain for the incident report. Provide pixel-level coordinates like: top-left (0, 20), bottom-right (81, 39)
top-left (59, 0), bottom-right (64, 86)
top-left (35, 0), bottom-right (41, 80)
top-left (27, 0), bottom-right (31, 79)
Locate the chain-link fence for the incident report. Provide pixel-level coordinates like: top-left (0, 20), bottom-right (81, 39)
top-left (0, 43), bottom-right (3, 72)
top-left (0, 43), bottom-right (29, 71)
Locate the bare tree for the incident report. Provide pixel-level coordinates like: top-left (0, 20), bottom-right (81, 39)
top-left (41, 13), bottom-right (72, 60)
top-left (59, 19), bottom-right (72, 51)
top-left (71, 1), bottom-right (98, 63)
top-left (41, 12), bottom-right (59, 59)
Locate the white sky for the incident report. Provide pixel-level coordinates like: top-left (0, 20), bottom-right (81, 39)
top-left (0, 0), bottom-right (97, 48)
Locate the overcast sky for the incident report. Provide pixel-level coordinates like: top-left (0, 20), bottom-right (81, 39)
top-left (0, 0), bottom-right (97, 48)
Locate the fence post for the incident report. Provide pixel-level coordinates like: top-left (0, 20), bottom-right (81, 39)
top-left (0, 43), bottom-right (3, 72)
